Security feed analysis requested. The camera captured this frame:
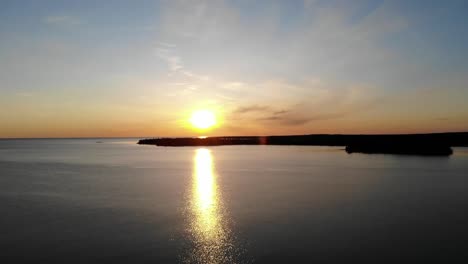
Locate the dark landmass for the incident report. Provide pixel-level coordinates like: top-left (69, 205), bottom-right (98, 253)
top-left (138, 132), bottom-right (468, 156)
top-left (345, 142), bottom-right (453, 156)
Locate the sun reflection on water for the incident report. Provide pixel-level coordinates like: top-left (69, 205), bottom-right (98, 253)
top-left (193, 148), bottom-right (220, 240)
top-left (185, 148), bottom-right (237, 264)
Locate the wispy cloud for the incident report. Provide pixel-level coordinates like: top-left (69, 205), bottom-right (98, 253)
top-left (44, 15), bottom-right (82, 26)
top-left (167, 56), bottom-right (183, 72)
top-left (273, 110), bottom-right (289, 115)
top-left (234, 105), bottom-right (272, 114)
top-left (155, 44), bottom-right (181, 73)
top-left (258, 116), bottom-right (312, 126)
top-left (156, 41), bottom-right (176, 48)
top-left (258, 112), bottom-right (345, 126)
top-left (229, 80), bottom-right (384, 128)
top-left (155, 42), bottom-right (210, 81)
top-left (233, 104), bottom-right (303, 125)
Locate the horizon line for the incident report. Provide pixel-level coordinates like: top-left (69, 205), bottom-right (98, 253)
top-left (2, 131), bottom-right (468, 140)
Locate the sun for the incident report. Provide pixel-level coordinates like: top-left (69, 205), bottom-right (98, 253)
top-left (190, 110), bottom-right (217, 129)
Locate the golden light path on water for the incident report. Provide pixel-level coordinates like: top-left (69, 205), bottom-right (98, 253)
top-left (185, 148), bottom-right (237, 264)
top-left (193, 149), bottom-right (220, 240)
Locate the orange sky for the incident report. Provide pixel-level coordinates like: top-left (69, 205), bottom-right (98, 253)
top-left (1, 1), bottom-right (468, 138)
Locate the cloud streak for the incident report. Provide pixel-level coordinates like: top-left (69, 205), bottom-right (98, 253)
top-left (44, 15), bottom-right (82, 26)
top-left (234, 105), bottom-right (272, 114)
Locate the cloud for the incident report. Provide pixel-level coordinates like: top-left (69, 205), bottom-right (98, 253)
top-left (232, 103), bottom-right (310, 126)
top-left (155, 42), bottom-right (211, 81)
top-left (273, 110), bottom-right (289, 115)
top-left (157, 0), bottom-right (410, 84)
top-left (258, 112), bottom-right (345, 126)
top-left (167, 56), bottom-right (183, 72)
top-left (154, 0), bottom-right (407, 116)
top-left (44, 15), bottom-right (82, 26)
top-left (155, 45), bottom-right (182, 73)
top-left (156, 41), bottom-right (176, 48)
top-left (228, 80), bottom-right (384, 128)
top-left (234, 105), bottom-right (272, 114)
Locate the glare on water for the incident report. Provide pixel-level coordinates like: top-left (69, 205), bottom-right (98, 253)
top-left (193, 149), bottom-right (221, 240)
top-left (186, 148), bottom-right (235, 263)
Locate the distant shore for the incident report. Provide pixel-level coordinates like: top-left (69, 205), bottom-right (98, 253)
top-left (138, 132), bottom-right (468, 156)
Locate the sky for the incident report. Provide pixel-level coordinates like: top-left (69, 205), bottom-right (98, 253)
top-left (1, 0), bottom-right (468, 138)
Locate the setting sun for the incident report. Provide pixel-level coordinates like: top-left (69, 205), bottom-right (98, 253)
top-left (190, 110), bottom-right (217, 129)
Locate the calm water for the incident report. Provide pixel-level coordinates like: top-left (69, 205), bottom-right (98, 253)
top-left (1, 139), bottom-right (468, 263)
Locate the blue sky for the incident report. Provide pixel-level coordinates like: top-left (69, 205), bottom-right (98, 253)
top-left (1, 0), bottom-right (467, 137)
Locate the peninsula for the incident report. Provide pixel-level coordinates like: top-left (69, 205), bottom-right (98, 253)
top-left (138, 132), bottom-right (468, 156)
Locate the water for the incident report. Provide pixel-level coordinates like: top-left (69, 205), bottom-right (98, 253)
top-left (1, 139), bottom-right (468, 263)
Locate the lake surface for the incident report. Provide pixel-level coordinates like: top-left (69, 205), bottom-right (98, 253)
top-left (1, 139), bottom-right (468, 263)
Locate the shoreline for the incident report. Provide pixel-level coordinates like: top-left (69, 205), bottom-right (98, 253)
top-left (138, 132), bottom-right (468, 156)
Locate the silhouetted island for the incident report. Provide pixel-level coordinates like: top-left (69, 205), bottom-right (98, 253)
top-left (138, 132), bottom-right (468, 156)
